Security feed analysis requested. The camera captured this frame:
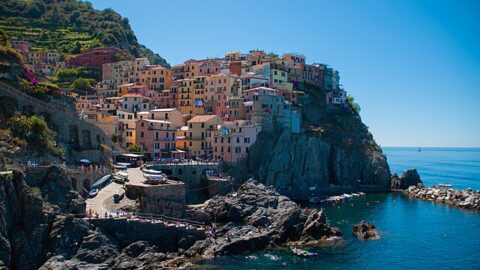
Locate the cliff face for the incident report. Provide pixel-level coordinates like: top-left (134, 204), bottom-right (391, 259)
top-left (233, 84), bottom-right (391, 200)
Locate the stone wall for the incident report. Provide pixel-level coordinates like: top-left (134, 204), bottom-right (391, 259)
top-left (149, 163), bottom-right (220, 203)
top-left (125, 182), bottom-right (186, 218)
top-left (0, 81), bottom-right (121, 153)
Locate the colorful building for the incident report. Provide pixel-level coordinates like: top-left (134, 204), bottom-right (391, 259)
top-left (67, 47), bottom-right (121, 68)
top-left (135, 119), bottom-right (177, 159)
top-left (212, 120), bottom-right (261, 163)
top-left (139, 65), bottom-right (173, 91)
top-left (215, 97), bottom-right (246, 121)
top-left (184, 115), bottom-right (220, 158)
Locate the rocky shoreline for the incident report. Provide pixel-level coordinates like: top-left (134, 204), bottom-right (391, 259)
top-left (390, 168), bottom-right (480, 211)
top-left (401, 186), bottom-right (480, 210)
top-left (0, 169), bottom-right (345, 269)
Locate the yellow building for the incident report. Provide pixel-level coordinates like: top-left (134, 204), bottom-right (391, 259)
top-left (185, 115), bottom-right (219, 158)
top-left (116, 110), bottom-right (137, 148)
top-left (192, 76), bottom-right (206, 115)
top-left (175, 78), bottom-right (194, 115)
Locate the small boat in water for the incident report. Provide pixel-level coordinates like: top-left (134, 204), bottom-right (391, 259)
top-left (438, 183), bottom-right (453, 188)
top-left (290, 246), bottom-right (318, 258)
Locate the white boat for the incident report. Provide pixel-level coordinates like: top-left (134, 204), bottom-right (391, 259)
top-left (343, 193), bottom-right (353, 198)
top-left (144, 173), bottom-right (167, 180)
top-left (88, 188), bottom-right (99, 197)
top-left (142, 168), bottom-right (164, 175)
top-left (438, 183), bottom-right (453, 188)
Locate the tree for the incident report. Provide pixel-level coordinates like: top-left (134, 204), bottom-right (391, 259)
top-left (70, 78), bottom-right (95, 91)
top-left (127, 144), bottom-right (143, 153)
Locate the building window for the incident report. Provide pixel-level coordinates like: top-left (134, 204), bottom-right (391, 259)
top-left (140, 132), bottom-right (144, 138)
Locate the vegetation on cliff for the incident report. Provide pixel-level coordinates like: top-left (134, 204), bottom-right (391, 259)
top-left (0, 0), bottom-right (169, 67)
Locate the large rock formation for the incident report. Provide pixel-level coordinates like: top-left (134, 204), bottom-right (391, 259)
top-left (391, 169), bottom-right (423, 190)
top-left (186, 180), bottom-right (342, 257)
top-left (232, 85), bottom-right (391, 200)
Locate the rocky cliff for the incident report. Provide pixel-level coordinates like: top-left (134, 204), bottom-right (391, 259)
top-left (0, 168), bottom-right (205, 269)
top-left (232, 84), bottom-right (391, 200)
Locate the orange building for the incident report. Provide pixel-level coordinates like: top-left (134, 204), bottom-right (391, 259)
top-left (139, 65), bottom-right (173, 91)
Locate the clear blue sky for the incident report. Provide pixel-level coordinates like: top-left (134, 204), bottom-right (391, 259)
top-left (90, 0), bottom-right (480, 147)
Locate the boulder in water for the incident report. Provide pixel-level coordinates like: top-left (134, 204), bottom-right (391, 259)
top-left (352, 220), bottom-right (379, 240)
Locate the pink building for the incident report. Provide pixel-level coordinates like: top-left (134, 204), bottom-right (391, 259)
top-left (67, 47), bottom-right (121, 68)
top-left (212, 120), bottom-right (262, 163)
top-left (136, 119), bottom-right (178, 159)
top-left (11, 41), bottom-right (31, 53)
top-left (141, 89), bottom-right (175, 109)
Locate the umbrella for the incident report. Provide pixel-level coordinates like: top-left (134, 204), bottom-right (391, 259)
top-left (80, 159), bottom-right (91, 164)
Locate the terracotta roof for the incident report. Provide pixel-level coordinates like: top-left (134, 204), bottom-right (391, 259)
top-left (188, 115), bottom-right (217, 123)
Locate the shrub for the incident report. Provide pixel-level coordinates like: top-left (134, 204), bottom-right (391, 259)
top-left (127, 143), bottom-right (142, 153)
top-left (347, 95), bottom-right (361, 114)
top-left (9, 115), bottom-right (63, 156)
top-left (70, 77), bottom-right (95, 91)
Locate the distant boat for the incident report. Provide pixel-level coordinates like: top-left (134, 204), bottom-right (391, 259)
top-left (290, 246), bottom-right (318, 257)
top-left (438, 183), bottom-right (453, 188)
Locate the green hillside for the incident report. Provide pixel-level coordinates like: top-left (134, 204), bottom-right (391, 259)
top-left (0, 0), bottom-right (170, 67)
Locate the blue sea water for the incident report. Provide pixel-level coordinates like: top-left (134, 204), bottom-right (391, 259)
top-left (384, 147), bottom-right (480, 190)
top-left (197, 147), bottom-right (480, 270)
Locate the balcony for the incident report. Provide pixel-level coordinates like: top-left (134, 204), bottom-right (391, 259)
top-left (153, 137), bottom-right (176, 142)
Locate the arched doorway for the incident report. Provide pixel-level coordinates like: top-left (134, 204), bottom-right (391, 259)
top-left (82, 129), bottom-right (92, 149)
top-left (69, 125), bottom-right (80, 150)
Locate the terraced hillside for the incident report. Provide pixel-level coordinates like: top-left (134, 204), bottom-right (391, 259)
top-left (0, 0), bottom-right (169, 67)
